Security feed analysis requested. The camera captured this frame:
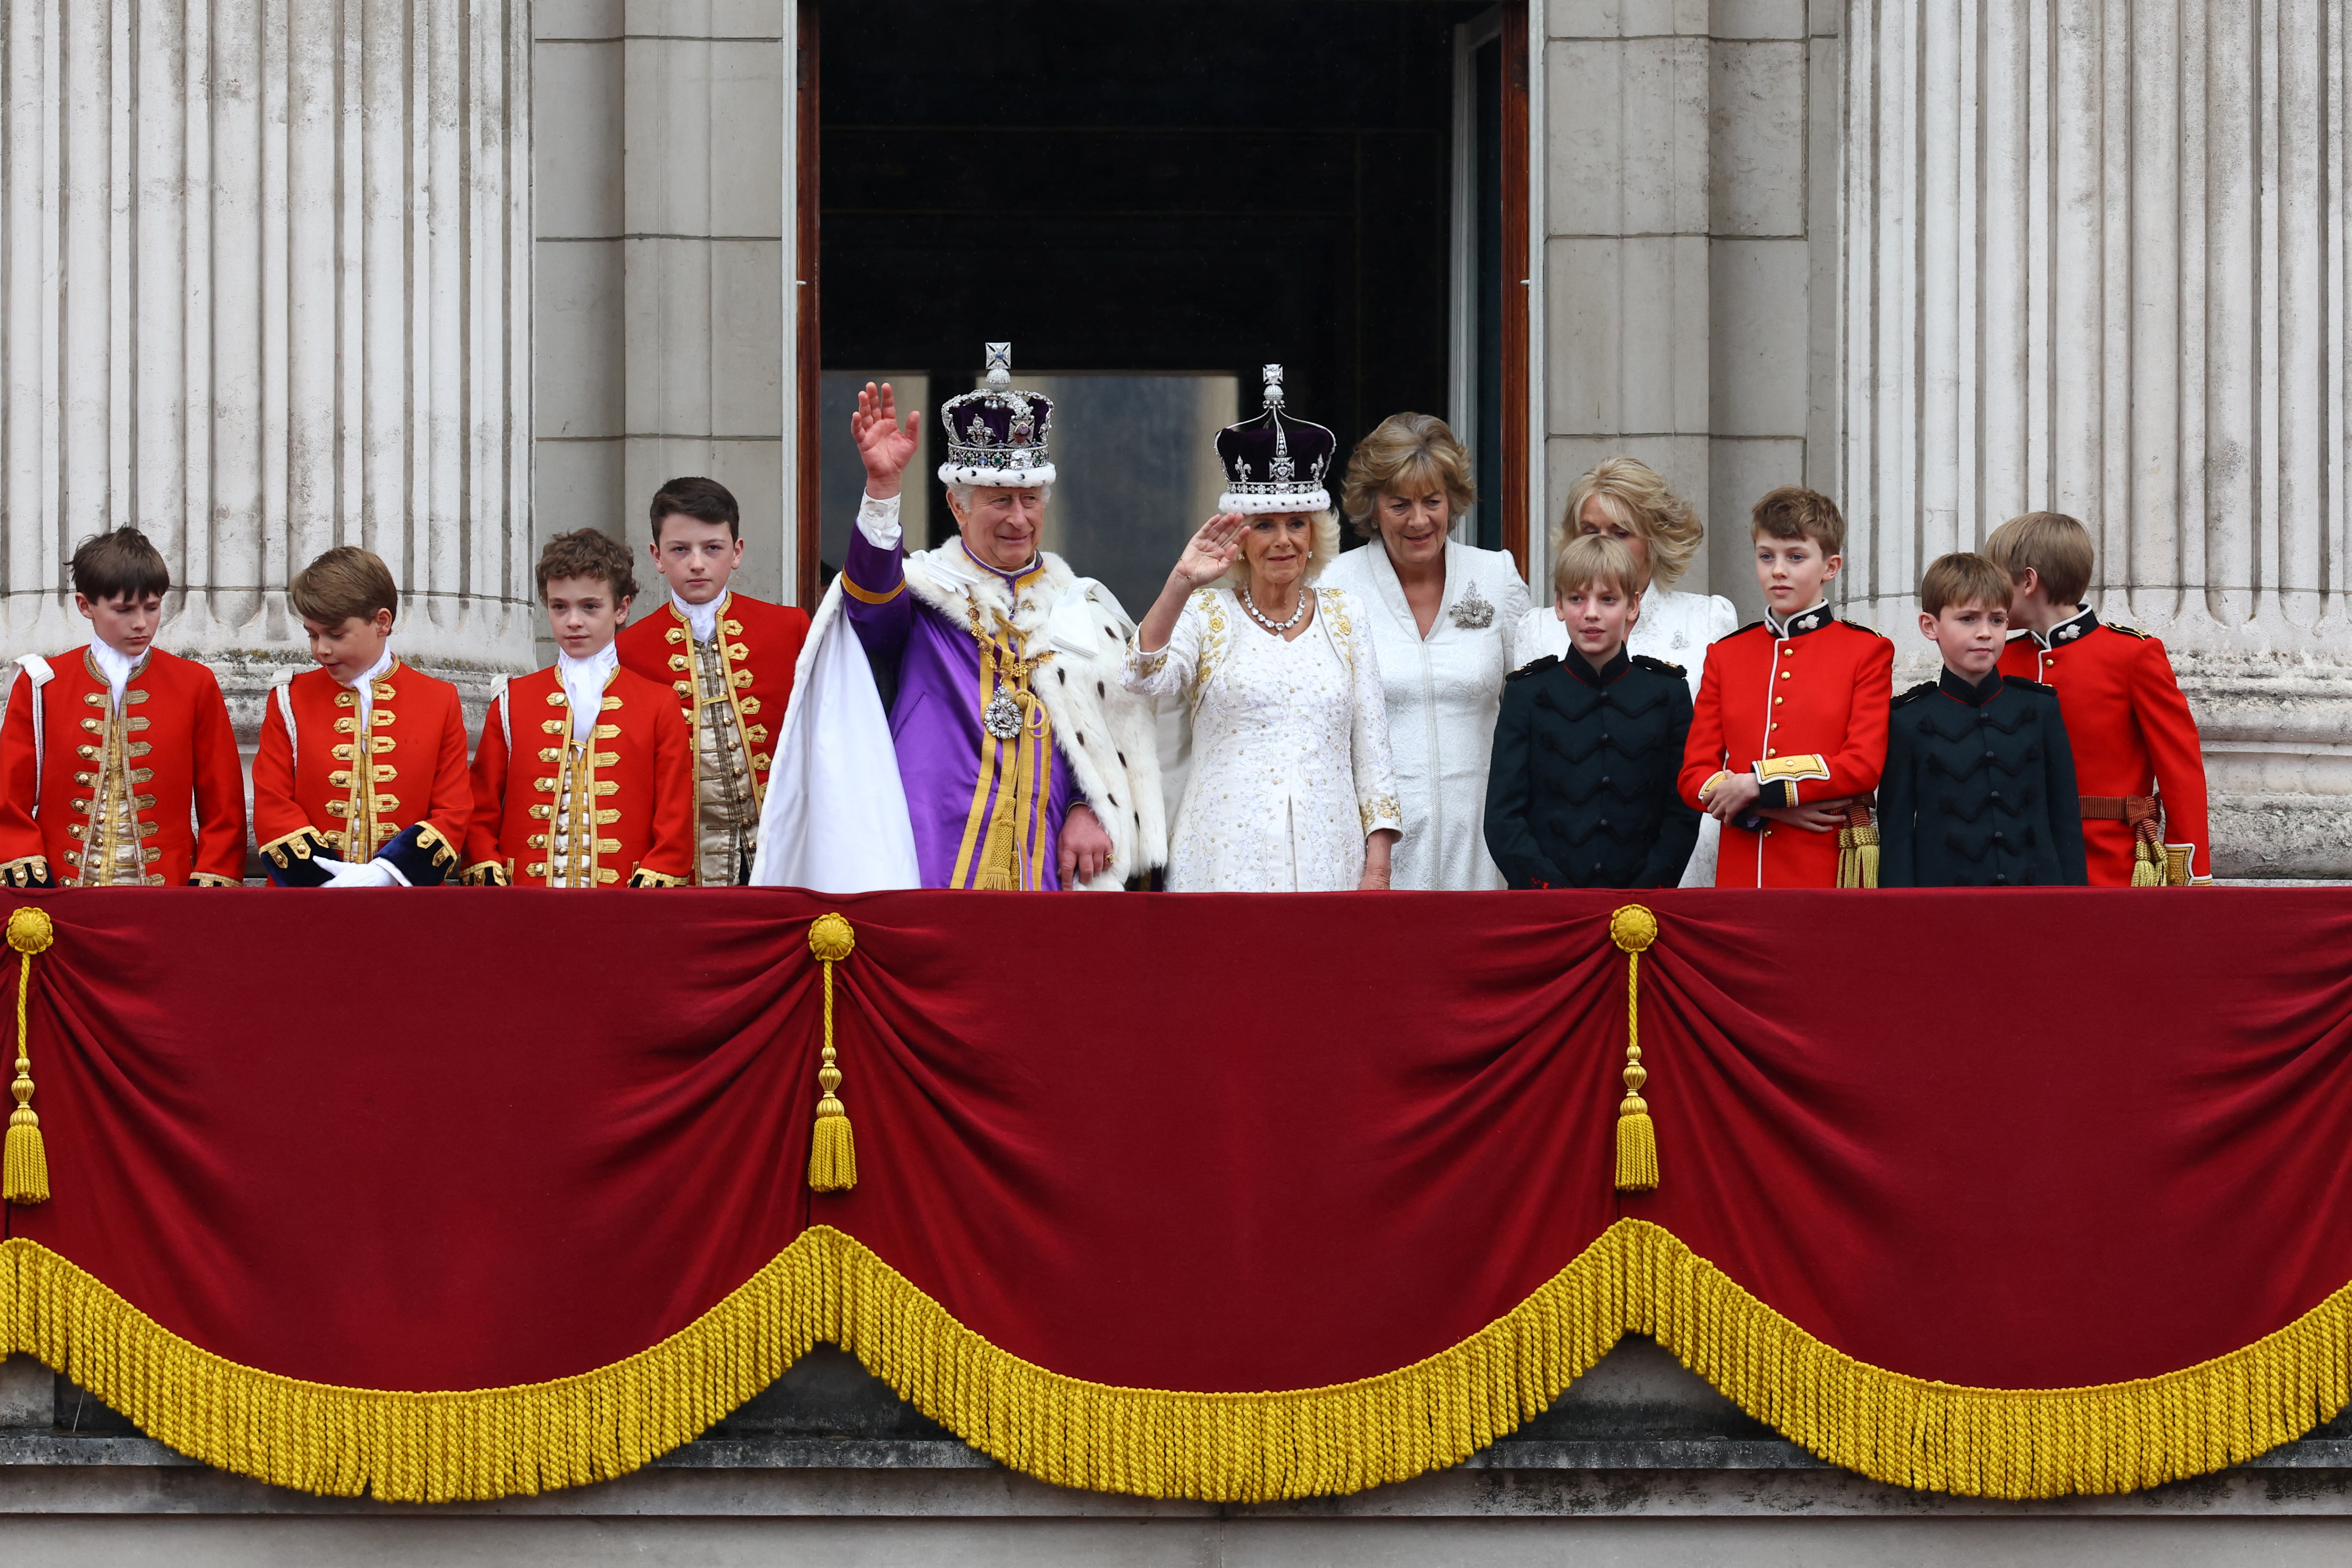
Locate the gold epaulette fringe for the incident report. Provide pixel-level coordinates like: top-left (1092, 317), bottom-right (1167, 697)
top-left (4, 1219), bottom-right (2347, 1506)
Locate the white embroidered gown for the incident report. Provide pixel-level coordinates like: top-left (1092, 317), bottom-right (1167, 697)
top-left (1122, 585), bottom-right (1404, 892)
top-left (1320, 540), bottom-right (1532, 890)
top-left (1513, 586), bottom-right (1740, 887)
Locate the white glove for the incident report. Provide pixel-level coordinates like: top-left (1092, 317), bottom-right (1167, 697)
top-left (312, 855), bottom-right (403, 889)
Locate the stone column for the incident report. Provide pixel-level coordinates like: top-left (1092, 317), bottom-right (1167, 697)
top-left (0, 0), bottom-right (535, 727)
top-left (1841, 0), bottom-right (2352, 876)
top-left (532, 0), bottom-right (790, 654)
top-left (1537, 0), bottom-right (1842, 611)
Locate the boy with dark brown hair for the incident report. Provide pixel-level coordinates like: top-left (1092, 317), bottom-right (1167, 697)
top-left (252, 546), bottom-right (473, 886)
top-left (1987, 511), bottom-right (2210, 885)
top-left (1879, 553), bottom-right (2086, 887)
top-left (613, 476), bottom-right (810, 884)
top-left (1677, 487), bottom-right (1893, 887)
top-left (465, 529), bottom-right (693, 888)
top-left (0, 528), bottom-right (245, 887)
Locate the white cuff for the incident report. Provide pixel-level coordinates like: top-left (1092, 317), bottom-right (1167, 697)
top-left (857, 491), bottom-right (902, 550)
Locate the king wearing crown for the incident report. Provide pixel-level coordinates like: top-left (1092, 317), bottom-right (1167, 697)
top-left (752, 346), bottom-right (1164, 891)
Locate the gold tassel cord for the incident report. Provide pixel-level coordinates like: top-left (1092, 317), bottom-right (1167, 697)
top-left (806, 913), bottom-right (858, 1192)
top-left (1609, 904), bottom-right (1659, 1192)
top-left (3, 905), bottom-right (54, 1205)
top-left (5, 1219), bottom-right (2349, 1505)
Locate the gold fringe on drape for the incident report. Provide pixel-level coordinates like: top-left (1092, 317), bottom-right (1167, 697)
top-left (2, 1220), bottom-right (2346, 1504)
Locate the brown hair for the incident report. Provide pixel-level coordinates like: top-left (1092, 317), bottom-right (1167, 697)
top-left (289, 546), bottom-right (399, 627)
top-left (70, 528), bottom-right (170, 604)
top-left (535, 529), bottom-right (639, 604)
top-left (1919, 553), bottom-right (2014, 617)
top-left (1550, 532), bottom-right (1650, 601)
top-left (1558, 457), bottom-right (1703, 589)
top-left (649, 475), bottom-right (740, 542)
top-left (1983, 511), bottom-right (2094, 606)
top-left (1750, 486), bottom-right (1847, 556)
top-left (1339, 413), bottom-right (1477, 540)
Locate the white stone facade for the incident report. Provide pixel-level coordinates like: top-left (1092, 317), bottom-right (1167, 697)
top-left (0, 0), bottom-right (2340, 873)
top-left (1538, 0), bottom-right (2351, 876)
top-left (0, 0), bottom-right (536, 728)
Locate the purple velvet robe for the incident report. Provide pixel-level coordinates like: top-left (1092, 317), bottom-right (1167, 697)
top-left (843, 528), bottom-right (1075, 890)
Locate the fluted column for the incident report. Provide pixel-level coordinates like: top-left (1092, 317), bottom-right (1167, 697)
top-left (0, 0), bottom-right (534, 724)
top-left (1841, 0), bottom-right (2352, 876)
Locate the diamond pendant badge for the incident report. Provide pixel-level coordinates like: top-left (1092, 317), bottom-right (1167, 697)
top-left (984, 690), bottom-right (1025, 741)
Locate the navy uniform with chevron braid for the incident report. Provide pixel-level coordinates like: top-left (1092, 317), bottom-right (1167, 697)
top-left (1484, 650), bottom-right (1700, 889)
top-left (1878, 669), bottom-right (2089, 887)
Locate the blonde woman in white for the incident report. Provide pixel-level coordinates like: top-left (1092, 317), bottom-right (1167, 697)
top-left (1320, 413), bottom-right (1531, 890)
top-left (1513, 457), bottom-right (1737, 886)
top-left (1122, 375), bottom-right (1401, 891)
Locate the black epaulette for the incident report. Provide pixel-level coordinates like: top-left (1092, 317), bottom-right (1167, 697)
top-left (2001, 673), bottom-right (2054, 692)
top-left (1505, 655), bottom-right (1560, 682)
top-left (1892, 680), bottom-right (1939, 708)
top-left (1629, 653), bottom-right (1686, 678)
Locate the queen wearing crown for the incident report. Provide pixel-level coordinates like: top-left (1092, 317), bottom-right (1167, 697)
top-left (751, 346), bottom-right (1163, 891)
top-left (1122, 373), bottom-right (1403, 892)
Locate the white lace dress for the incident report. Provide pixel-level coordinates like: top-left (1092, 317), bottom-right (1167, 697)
top-left (1513, 586), bottom-right (1740, 887)
top-left (1321, 540), bottom-right (1532, 890)
top-left (1122, 585), bottom-right (1403, 892)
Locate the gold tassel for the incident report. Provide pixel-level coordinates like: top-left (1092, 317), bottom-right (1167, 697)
top-left (1848, 806), bottom-right (1880, 890)
top-left (3, 905), bottom-right (54, 1205)
top-left (2132, 836), bottom-right (2162, 886)
top-left (1610, 905), bottom-right (1659, 1192)
top-left (1836, 825), bottom-right (1858, 889)
top-left (806, 913), bottom-right (859, 1192)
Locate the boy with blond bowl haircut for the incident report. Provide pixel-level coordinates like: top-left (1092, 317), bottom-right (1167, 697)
top-left (0, 528), bottom-right (245, 887)
top-left (1879, 554), bottom-right (2086, 887)
top-left (465, 529), bottom-right (693, 888)
top-left (613, 476), bottom-right (811, 885)
top-left (252, 547), bottom-right (473, 886)
top-left (1678, 486), bottom-right (1894, 888)
top-left (1986, 511), bottom-right (2210, 885)
top-left (1485, 534), bottom-right (1699, 889)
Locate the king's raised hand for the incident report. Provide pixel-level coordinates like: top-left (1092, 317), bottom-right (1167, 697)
top-left (853, 381), bottom-right (922, 499)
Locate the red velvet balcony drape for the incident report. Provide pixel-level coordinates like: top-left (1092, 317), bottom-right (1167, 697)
top-left (2, 888), bottom-right (2348, 1503)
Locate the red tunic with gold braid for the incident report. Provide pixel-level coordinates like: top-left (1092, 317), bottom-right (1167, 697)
top-left (252, 660), bottom-right (473, 886)
top-left (462, 661), bottom-right (694, 887)
top-left (0, 645), bottom-right (246, 887)
top-left (613, 592), bottom-right (809, 883)
top-left (1997, 606), bottom-right (2211, 885)
top-left (1677, 607), bottom-right (1895, 889)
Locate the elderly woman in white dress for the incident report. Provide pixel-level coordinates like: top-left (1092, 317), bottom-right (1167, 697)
top-left (1320, 413), bottom-right (1531, 889)
top-left (1512, 456), bottom-right (1737, 886)
top-left (1122, 378), bottom-right (1401, 891)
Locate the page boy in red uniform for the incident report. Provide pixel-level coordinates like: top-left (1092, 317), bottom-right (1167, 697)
top-left (0, 529), bottom-right (245, 888)
top-left (1679, 486), bottom-right (1893, 888)
top-left (252, 547), bottom-right (473, 887)
top-left (613, 476), bottom-right (809, 884)
top-left (465, 528), bottom-right (692, 888)
top-left (1986, 510), bottom-right (2211, 885)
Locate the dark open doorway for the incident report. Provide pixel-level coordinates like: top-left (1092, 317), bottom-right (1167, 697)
top-left (797, 0), bottom-right (1523, 611)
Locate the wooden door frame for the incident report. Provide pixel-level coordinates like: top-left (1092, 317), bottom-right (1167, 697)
top-left (1499, 0), bottom-right (1530, 575)
top-left (793, 1), bottom-right (823, 609)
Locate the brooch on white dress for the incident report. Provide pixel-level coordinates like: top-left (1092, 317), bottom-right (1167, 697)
top-left (1449, 585), bottom-right (1495, 630)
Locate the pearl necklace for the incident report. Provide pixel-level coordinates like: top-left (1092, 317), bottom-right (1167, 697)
top-left (1240, 584), bottom-right (1310, 634)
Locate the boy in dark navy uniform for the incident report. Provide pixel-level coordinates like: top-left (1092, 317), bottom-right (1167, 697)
top-left (1879, 553), bottom-right (2087, 888)
top-left (1485, 534), bottom-right (1699, 889)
